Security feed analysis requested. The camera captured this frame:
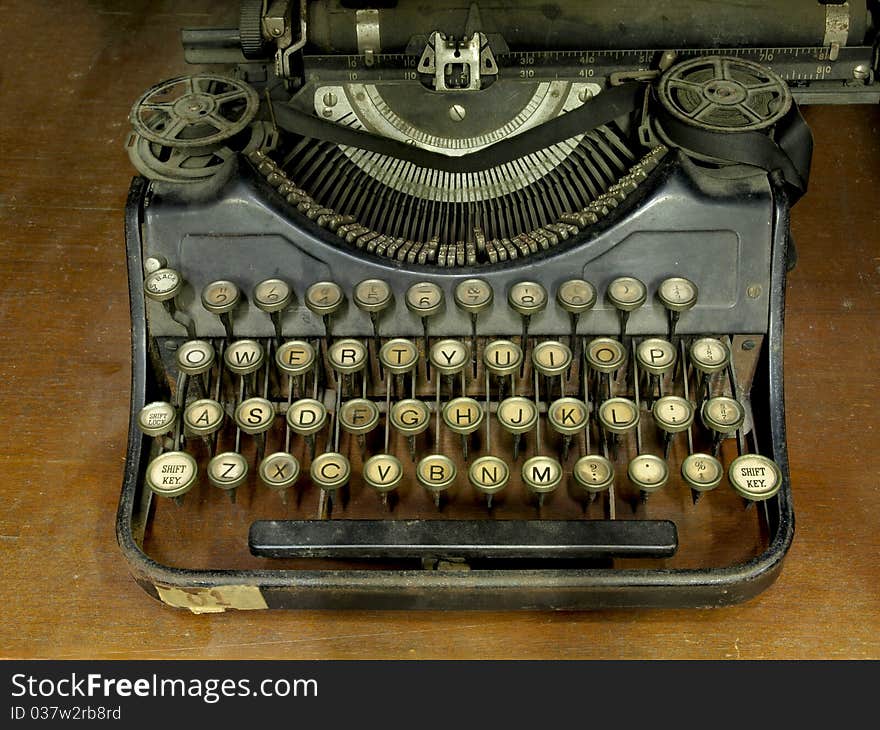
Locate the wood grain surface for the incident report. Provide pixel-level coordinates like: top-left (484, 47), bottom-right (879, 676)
top-left (0, 1), bottom-right (877, 659)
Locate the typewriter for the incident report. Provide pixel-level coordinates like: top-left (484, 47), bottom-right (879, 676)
top-left (118, 1), bottom-right (879, 611)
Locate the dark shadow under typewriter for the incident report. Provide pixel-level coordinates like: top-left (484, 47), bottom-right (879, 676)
top-left (117, 15), bottom-right (824, 609)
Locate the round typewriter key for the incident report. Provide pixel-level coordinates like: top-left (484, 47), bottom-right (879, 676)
top-left (183, 398), bottom-right (224, 437)
top-left (681, 453), bottom-right (724, 492)
top-left (305, 281), bottom-right (344, 317)
top-left (253, 278), bottom-right (292, 314)
top-left (138, 401), bottom-right (177, 438)
top-left (417, 454), bottom-right (457, 498)
top-left (176, 339), bottom-right (215, 376)
top-left (379, 338), bottom-right (419, 375)
top-left (497, 397), bottom-right (539, 435)
top-left (573, 454), bottom-right (615, 494)
top-left (275, 340), bottom-right (316, 376)
top-left (636, 338), bottom-right (676, 376)
top-left (628, 454), bottom-right (669, 493)
top-left (728, 454), bottom-right (783, 501)
top-left (339, 398), bottom-right (380, 435)
top-left (430, 339), bottom-right (469, 376)
top-left (286, 398), bottom-right (328, 436)
top-left (259, 452), bottom-right (300, 491)
top-left (454, 278), bottom-right (493, 314)
top-left (548, 397), bottom-right (588, 436)
top-left (556, 279), bottom-right (597, 315)
top-left (144, 267), bottom-right (183, 302)
top-left (201, 280), bottom-right (240, 315)
top-left (405, 281), bottom-right (444, 318)
top-left (483, 340), bottom-right (522, 377)
top-left (224, 339), bottom-right (265, 376)
top-left (532, 341), bottom-right (572, 377)
top-left (585, 337), bottom-right (626, 374)
top-left (522, 456), bottom-right (563, 496)
top-left (310, 452), bottom-right (351, 492)
top-left (689, 337), bottom-right (730, 375)
top-left (507, 281), bottom-right (547, 317)
top-left (468, 456), bottom-right (509, 503)
top-left (354, 278), bottom-right (393, 314)
top-left (606, 276), bottom-right (647, 312)
top-left (234, 397), bottom-right (275, 435)
top-left (442, 397), bottom-right (484, 435)
top-left (328, 338), bottom-right (368, 375)
top-left (145, 451), bottom-right (198, 498)
top-left (652, 396), bottom-right (694, 434)
top-left (658, 276), bottom-right (698, 313)
top-left (208, 451), bottom-right (249, 491)
top-left (607, 276), bottom-right (646, 340)
top-left (390, 399), bottom-right (431, 436)
top-left (598, 397), bottom-right (639, 435)
top-left (701, 396), bottom-right (745, 435)
top-left (363, 454), bottom-right (404, 494)
top-left (143, 255), bottom-right (167, 275)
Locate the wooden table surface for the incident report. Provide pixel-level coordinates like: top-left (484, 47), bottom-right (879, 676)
top-left (1, 2), bottom-right (877, 659)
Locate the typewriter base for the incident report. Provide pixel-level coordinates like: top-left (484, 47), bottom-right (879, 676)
top-left (117, 176), bottom-right (795, 611)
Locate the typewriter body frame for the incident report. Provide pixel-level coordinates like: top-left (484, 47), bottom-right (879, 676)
top-left (117, 0), bottom-right (876, 611)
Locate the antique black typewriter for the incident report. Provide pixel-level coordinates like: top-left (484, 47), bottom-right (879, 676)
top-left (118, 0), bottom-right (879, 611)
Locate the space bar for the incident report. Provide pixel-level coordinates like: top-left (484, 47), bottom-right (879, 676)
top-left (249, 519), bottom-right (678, 560)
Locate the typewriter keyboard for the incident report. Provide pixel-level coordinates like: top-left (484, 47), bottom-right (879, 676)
top-left (139, 267), bottom-right (778, 570)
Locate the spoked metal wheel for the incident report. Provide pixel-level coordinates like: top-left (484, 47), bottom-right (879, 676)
top-left (129, 74), bottom-right (259, 148)
top-left (657, 56), bottom-right (791, 133)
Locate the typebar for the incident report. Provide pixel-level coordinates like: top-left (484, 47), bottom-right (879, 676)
top-left (249, 519), bottom-right (678, 560)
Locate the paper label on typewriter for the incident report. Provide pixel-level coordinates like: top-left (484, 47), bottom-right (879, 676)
top-left (155, 584), bottom-right (268, 614)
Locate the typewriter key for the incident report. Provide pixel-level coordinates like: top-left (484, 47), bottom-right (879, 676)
top-left (310, 452), bottom-right (351, 494)
top-left (532, 341), bottom-right (572, 378)
top-left (137, 401), bottom-right (177, 438)
top-left (727, 454), bottom-right (782, 502)
top-left (598, 397), bottom-right (639, 435)
top-left (701, 396), bottom-right (745, 457)
top-left (585, 337), bottom-right (626, 374)
top-left (573, 454), bottom-right (615, 495)
top-left (653, 395), bottom-right (695, 459)
top-left (328, 339), bottom-right (368, 375)
top-left (522, 455), bottom-right (563, 507)
top-left (690, 337), bottom-right (730, 400)
top-left (183, 398), bottom-right (224, 438)
top-left (143, 255), bottom-right (167, 275)
top-left (497, 396), bottom-right (538, 461)
top-left (259, 452), bottom-right (300, 503)
top-left (253, 278), bottom-right (292, 339)
top-left (208, 451), bottom-right (249, 501)
top-left (607, 276), bottom-right (647, 340)
top-left (390, 398), bottom-right (431, 460)
top-left (443, 396), bottom-right (484, 461)
top-left (508, 281), bottom-right (547, 358)
top-left (454, 278), bottom-right (493, 375)
top-left (144, 267), bottom-right (183, 303)
top-left (430, 339), bottom-right (469, 377)
top-left (176, 339), bottom-right (215, 376)
top-left (286, 398), bottom-right (328, 437)
top-left (354, 278), bottom-right (393, 350)
top-left (305, 281), bottom-right (344, 337)
top-left (681, 453), bottom-right (724, 493)
top-left (468, 455), bottom-right (509, 508)
top-left (234, 397), bottom-right (275, 435)
top-left (636, 338), bottom-right (676, 376)
top-left (548, 397), bottom-right (588, 461)
top-left (339, 398), bottom-right (380, 436)
top-left (379, 338), bottom-right (419, 376)
top-left (201, 280), bottom-right (241, 338)
top-left (483, 340), bottom-right (522, 395)
top-left (406, 282), bottom-right (444, 376)
top-left (556, 279), bottom-right (597, 344)
top-left (628, 454), bottom-right (669, 496)
top-left (224, 339), bottom-right (265, 376)
top-left (145, 451), bottom-right (198, 499)
top-left (417, 454), bottom-right (457, 507)
top-left (363, 454), bottom-right (404, 497)
top-left (658, 276), bottom-right (698, 339)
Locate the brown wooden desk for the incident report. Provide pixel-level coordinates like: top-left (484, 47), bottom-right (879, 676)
top-left (0, 2), bottom-right (877, 659)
